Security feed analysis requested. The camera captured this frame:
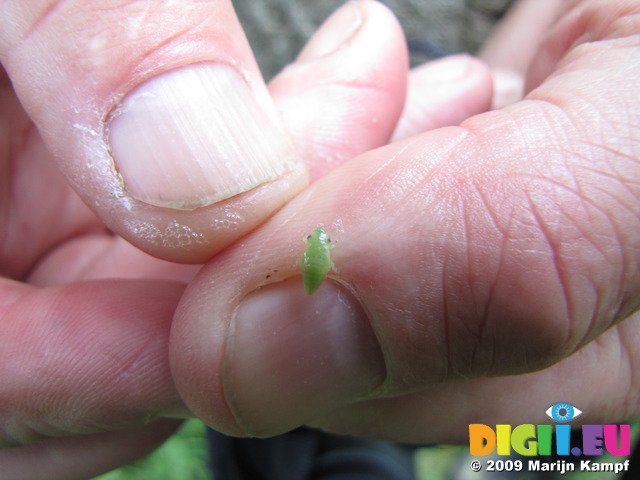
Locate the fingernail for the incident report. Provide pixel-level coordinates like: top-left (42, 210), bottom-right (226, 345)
top-left (107, 64), bottom-right (297, 210)
top-left (226, 279), bottom-right (385, 436)
top-left (297, 1), bottom-right (364, 61)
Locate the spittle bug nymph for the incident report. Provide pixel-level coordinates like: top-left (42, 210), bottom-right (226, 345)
top-left (300, 227), bottom-right (334, 295)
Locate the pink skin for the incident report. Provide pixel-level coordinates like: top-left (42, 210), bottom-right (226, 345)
top-left (0, 0), bottom-right (413, 476)
top-left (172, 0), bottom-right (640, 442)
top-left (3, 0), bottom-right (638, 476)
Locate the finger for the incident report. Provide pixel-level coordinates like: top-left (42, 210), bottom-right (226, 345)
top-left (269, 0), bottom-right (408, 181)
top-left (172, 1), bottom-right (640, 437)
top-left (391, 55), bottom-right (493, 141)
top-left (0, 420), bottom-right (180, 480)
top-left (0, 279), bottom-right (185, 446)
top-left (27, 234), bottom-right (200, 286)
top-left (311, 313), bottom-right (640, 443)
top-left (478, 0), bottom-right (565, 108)
top-left (0, 78), bottom-right (104, 279)
top-left (479, 0), bottom-right (565, 72)
top-left (18, 0), bottom-right (408, 284)
top-left (0, 0), bottom-right (306, 263)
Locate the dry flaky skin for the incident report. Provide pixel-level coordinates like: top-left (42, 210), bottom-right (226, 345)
top-left (301, 227), bottom-right (333, 295)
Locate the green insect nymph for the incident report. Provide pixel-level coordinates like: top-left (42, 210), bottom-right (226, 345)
top-left (300, 227), bottom-right (334, 295)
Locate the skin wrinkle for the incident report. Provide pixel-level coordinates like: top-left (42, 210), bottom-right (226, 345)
top-left (17, 0), bottom-right (64, 45)
top-left (475, 250), bottom-right (507, 376)
top-left (501, 85), bottom-right (640, 358)
top-left (543, 1), bottom-right (640, 74)
top-left (23, 1), bottom-right (189, 48)
top-left (127, 25), bottom-right (198, 72)
top-left (581, 2), bottom-right (640, 42)
top-left (521, 139), bottom-right (640, 350)
top-left (426, 124), bottom-right (531, 379)
top-left (556, 168), bottom-right (627, 319)
top-left (559, 204), bottom-right (620, 346)
top-left (458, 191), bottom-right (497, 379)
top-left (106, 334), bottom-right (158, 383)
top-left (579, 154), bottom-right (640, 304)
top-left (363, 135), bottom-right (450, 206)
top-left (604, 99), bottom-right (640, 149)
top-left (522, 100), bottom-right (582, 149)
top-left (578, 165), bottom-right (640, 214)
top-left (119, 3), bottom-right (230, 75)
top-left (579, 142), bottom-right (640, 190)
top-left (440, 245), bottom-right (453, 380)
top-left (464, 180), bottom-right (512, 378)
top-left (523, 189), bottom-right (574, 345)
top-left (522, 174), bottom-right (617, 260)
top-left (562, 41), bottom-right (640, 87)
top-left (472, 282), bottom-right (500, 378)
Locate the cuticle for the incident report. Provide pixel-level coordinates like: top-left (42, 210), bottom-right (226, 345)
top-left (332, 278), bottom-right (390, 398)
top-left (220, 306), bottom-right (247, 434)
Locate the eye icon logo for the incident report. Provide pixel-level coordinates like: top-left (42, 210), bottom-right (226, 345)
top-left (545, 403), bottom-right (582, 423)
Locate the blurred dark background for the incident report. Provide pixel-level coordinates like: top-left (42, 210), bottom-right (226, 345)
top-left (233, 0), bottom-right (515, 80)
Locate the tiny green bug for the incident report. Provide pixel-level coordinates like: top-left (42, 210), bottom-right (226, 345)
top-left (300, 227), bottom-right (334, 295)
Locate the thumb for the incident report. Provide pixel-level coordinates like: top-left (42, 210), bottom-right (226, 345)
top-left (171, 0), bottom-right (640, 438)
top-left (0, 0), bottom-right (305, 263)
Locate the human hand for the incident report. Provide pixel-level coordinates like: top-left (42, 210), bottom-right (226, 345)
top-left (0, 0), bottom-right (464, 477)
top-left (172, 0), bottom-right (640, 444)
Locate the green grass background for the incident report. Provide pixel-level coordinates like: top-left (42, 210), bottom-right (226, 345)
top-left (93, 420), bottom-right (210, 480)
top-left (93, 420), bottom-right (634, 480)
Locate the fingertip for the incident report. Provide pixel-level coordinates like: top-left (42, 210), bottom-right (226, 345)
top-left (269, 0), bottom-right (409, 180)
top-left (0, 421), bottom-right (182, 480)
top-left (172, 274), bottom-right (385, 437)
top-left (392, 55), bottom-right (493, 140)
top-left (294, 1), bottom-right (365, 63)
top-left (225, 279), bottom-right (385, 436)
top-left (1, 0), bottom-right (307, 263)
top-left (170, 222), bottom-right (387, 437)
top-left (0, 280), bottom-right (185, 446)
